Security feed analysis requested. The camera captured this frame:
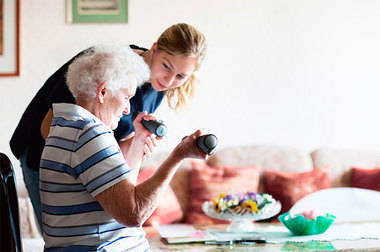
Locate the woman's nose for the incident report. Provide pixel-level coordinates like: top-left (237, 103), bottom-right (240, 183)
top-left (165, 73), bottom-right (176, 87)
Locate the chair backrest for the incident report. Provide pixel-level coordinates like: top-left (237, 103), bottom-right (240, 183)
top-left (0, 152), bottom-right (22, 252)
top-left (290, 187), bottom-right (380, 223)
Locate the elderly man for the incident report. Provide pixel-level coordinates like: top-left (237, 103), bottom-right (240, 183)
top-left (40, 44), bottom-right (207, 251)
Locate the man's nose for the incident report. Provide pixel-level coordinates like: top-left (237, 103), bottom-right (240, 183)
top-left (123, 104), bottom-right (130, 115)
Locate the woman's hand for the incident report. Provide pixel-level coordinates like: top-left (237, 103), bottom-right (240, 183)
top-left (174, 129), bottom-right (209, 160)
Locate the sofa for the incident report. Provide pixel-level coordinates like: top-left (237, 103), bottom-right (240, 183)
top-left (19, 145), bottom-right (380, 249)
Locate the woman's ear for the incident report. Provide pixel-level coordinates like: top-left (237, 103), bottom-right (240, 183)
top-left (97, 81), bottom-right (107, 104)
top-left (151, 42), bottom-right (158, 53)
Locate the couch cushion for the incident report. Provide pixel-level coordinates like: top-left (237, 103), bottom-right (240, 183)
top-left (262, 166), bottom-right (331, 216)
top-left (207, 145), bottom-right (313, 192)
top-left (351, 167), bottom-right (380, 191)
top-left (207, 145), bottom-right (313, 171)
top-left (186, 161), bottom-right (260, 224)
top-left (137, 167), bottom-right (183, 226)
top-left (311, 148), bottom-right (380, 187)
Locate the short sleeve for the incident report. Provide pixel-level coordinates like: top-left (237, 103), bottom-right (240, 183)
top-left (72, 122), bottom-right (131, 197)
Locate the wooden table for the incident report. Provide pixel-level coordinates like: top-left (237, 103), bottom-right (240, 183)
top-left (145, 223), bottom-right (380, 251)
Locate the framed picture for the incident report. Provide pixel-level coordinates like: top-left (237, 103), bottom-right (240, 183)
top-left (0, 0), bottom-right (20, 77)
top-left (67, 0), bottom-right (128, 23)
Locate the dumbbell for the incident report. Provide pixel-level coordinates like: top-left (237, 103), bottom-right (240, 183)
top-left (183, 134), bottom-right (218, 155)
top-left (196, 134), bottom-right (218, 155)
top-left (141, 119), bottom-right (167, 137)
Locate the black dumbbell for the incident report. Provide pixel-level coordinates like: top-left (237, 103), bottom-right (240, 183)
top-left (183, 134), bottom-right (218, 155)
top-left (196, 134), bottom-right (218, 155)
top-left (141, 119), bottom-right (167, 137)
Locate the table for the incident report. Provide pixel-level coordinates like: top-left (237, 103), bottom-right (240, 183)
top-left (145, 223), bottom-right (380, 251)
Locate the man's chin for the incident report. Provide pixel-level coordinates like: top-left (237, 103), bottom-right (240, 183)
top-left (110, 122), bottom-right (118, 130)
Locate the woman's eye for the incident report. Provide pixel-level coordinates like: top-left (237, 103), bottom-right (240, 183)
top-left (176, 74), bottom-right (185, 80)
top-left (163, 63), bottom-right (170, 71)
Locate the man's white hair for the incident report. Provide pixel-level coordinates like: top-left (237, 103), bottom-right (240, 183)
top-left (66, 44), bottom-right (150, 99)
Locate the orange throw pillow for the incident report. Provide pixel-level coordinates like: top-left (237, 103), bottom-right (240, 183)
top-left (137, 167), bottom-right (183, 226)
top-left (263, 166), bottom-right (331, 216)
top-left (351, 167), bottom-right (380, 191)
top-left (186, 161), bottom-right (260, 224)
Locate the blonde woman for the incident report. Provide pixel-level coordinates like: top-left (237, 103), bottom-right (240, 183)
top-left (10, 23), bottom-right (207, 231)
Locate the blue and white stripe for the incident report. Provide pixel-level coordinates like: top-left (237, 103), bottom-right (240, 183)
top-left (40, 103), bottom-right (148, 251)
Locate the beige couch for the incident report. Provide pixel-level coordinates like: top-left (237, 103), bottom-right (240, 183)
top-left (142, 145), bottom-right (380, 219)
top-left (18, 145), bottom-right (380, 249)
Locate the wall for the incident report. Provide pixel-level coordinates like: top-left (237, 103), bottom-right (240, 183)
top-left (1, 0), bottom-right (380, 185)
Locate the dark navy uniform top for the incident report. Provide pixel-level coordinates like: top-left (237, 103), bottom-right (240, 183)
top-left (10, 45), bottom-right (165, 171)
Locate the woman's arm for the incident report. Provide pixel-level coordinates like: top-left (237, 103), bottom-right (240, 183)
top-left (95, 130), bottom-right (206, 227)
top-left (40, 109), bottom-right (53, 140)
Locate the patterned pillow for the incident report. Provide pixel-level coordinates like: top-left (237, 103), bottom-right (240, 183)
top-left (186, 161), bottom-right (260, 224)
top-left (137, 167), bottom-right (183, 226)
top-left (262, 166), bottom-right (331, 216)
top-left (351, 167), bottom-right (380, 191)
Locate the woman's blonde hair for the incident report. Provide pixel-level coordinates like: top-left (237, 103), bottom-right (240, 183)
top-left (156, 23), bottom-right (207, 111)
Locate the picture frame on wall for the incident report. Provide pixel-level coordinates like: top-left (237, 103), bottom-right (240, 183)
top-left (67, 0), bottom-right (128, 23)
top-left (0, 0), bottom-right (20, 77)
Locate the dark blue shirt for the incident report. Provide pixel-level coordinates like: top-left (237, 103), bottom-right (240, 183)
top-left (10, 45), bottom-right (165, 170)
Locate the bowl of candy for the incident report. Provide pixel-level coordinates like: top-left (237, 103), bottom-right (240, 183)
top-left (202, 192), bottom-right (281, 232)
top-left (278, 210), bottom-right (336, 236)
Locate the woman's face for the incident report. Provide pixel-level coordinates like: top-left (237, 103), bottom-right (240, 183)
top-left (149, 47), bottom-right (198, 91)
top-left (100, 83), bottom-right (136, 130)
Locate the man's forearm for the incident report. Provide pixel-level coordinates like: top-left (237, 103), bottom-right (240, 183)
top-left (133, 148), bottom-right (184, 221)
top-left (119, 135), bottom-right (145, 184)
top-left (96, 147), bottom-right (185, 227)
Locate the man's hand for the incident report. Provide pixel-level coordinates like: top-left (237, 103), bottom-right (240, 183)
top-left (174, 129), bottom-right (209, 160)
top-left (142, 134), bottom-right (159, 161)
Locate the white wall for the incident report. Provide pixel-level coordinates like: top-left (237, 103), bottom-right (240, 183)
top-left (1, 0), bottom-right (380, 185)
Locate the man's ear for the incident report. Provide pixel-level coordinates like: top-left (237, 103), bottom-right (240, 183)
top-left (97, 81), bottom-right (107, 103)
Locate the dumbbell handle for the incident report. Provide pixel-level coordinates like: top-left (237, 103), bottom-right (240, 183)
top-left (141, 119), bottom-right (167, 137)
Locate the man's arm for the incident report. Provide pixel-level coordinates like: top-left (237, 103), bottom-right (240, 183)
top-left (96, 130), bottom-right (206, 227)
top-left (118, 113), bottom-right (159, 184)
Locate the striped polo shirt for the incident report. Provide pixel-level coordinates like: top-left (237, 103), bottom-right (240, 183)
top-left (40, 103), bottom-right (150, 252)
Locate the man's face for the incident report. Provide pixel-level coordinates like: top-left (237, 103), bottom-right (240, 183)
top-left (100, 81), bottom-right (137, 130)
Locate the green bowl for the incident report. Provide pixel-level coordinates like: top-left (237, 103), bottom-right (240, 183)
top-left (278, 212), bottom-right (336, 236)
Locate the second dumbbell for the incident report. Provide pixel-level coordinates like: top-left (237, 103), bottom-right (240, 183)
top-left (141, 119), bottom-right (167, 137)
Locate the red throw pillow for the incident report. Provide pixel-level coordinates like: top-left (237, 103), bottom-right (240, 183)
top-left (137, 167), bottom-right (183, 226)
top-left (351, 167), bottom-right (380, 191)
top-left (186, 161), bottom-right (260, 224)
top-left (262, 166), bottom-right (331, 216)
